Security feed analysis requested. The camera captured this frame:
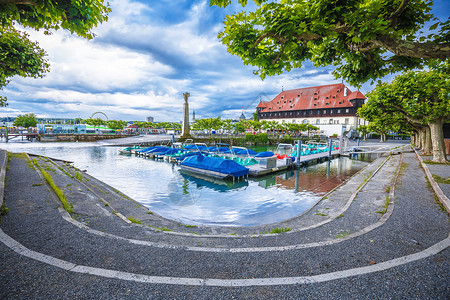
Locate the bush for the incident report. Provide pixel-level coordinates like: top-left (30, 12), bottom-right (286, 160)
top-left (244, 133), bottom-right (255, 142)
top-left (280, 134), bottom-right (293, 144)
top-left (254, 133), bottom-right (268, 145)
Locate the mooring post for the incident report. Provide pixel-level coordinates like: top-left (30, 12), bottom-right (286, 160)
top-left (328, 138), bottom-right (332, 158)
top-left (296, 139), bottom-right (302, 167)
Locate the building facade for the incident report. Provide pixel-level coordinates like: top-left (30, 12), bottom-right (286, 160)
top-left (256, 83), bottom-right (366, 136)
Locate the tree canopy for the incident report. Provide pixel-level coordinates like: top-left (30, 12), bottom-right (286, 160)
top-left (13, 113), bottom-right (37, 128)
top-left (211, 0), bottom-right (450, 86)
top-left (0, 0), bottom-right (111, 106)
top-left (359, 65), bottom-right (450, 162)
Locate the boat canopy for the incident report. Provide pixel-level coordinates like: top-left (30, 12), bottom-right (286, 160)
top-left (181, 155), bottom-right (249, 178)
top-left (255, 151), bottom-right (274, 158)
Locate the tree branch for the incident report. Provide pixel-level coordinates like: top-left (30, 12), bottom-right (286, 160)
top-left (250, 32), bottom-right (275, 52)
top-left (0, 0), bottom-right (36, 4)
top-left (389, 103), bottom-right (423, 125)
top-left (271, 43), bottom-right (285, 65)
top-left (376, 34), bottom-right (450, 59)
top-left (389, 0), bottom-right (410, 26)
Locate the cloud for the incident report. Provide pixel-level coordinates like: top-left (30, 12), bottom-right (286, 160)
top-left (1, 0), bottom-right (384, 122)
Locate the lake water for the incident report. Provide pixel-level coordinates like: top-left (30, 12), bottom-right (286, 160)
top-left (1, 141), bottom-right (375, 226)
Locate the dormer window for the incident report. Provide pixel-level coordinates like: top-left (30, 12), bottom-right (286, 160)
top-left (326, 96), bottom-right (329, 99)
top-left (333, 96), bottom-right (336, 99)
top-left (314, 97), bottom-right (317, 100)
top-left (326, 103), bottom-right (329, 105)
top-left (281, 96), bottom-right (284, 99)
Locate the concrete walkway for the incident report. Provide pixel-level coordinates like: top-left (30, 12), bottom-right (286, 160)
top-left (0, 146), bottom-right (448, 299)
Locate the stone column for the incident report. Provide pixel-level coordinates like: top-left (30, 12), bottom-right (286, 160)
top-left (181, 92), bottom-right (191, 138)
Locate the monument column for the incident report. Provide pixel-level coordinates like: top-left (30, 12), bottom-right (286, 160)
top-left (181, 92), bottom-right (191, 138)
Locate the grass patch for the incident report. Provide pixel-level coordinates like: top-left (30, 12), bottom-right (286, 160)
top-left (377, 195), bottom-right (390, 215)
top-left (357, 172), bottom-right (372, 191)
top-left (263, 227), bottom-right (291, 234)
top-left (337, 214), bottom-right (344, 218)
top-left (335, 230), bottom-right (350, 239)
top-left (158, 226), bottom-right (172, 232)
top-left (75, 171), bottom-right (83, 181)
top-left (0, 202), bottom-right (9, 216)
top-left (434, 196), bottom-right (447, 213)
top-left (146, 211), bottom-right (153, 214)
top-left (316, 213), bottom-right (327, 216)
top-left (32, 183), bottom-right (44, 186)
top-left (40, 170), bottom-right (73, 213)
top-left (9, 152), bottom-right (27, 160)
top-left (184, 224), bottom-right (197, 228)
top-left (423, 160), bottom-right (450, 166)
top-left (0, 202), bottom-right (9, 224)
top-left (432, 174), bottom-right (450, 184)
top-left (127, 216), bottom-right (142, 224)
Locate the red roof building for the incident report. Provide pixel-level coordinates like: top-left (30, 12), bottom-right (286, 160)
top-left (257, 83), bottom-right (367, 136)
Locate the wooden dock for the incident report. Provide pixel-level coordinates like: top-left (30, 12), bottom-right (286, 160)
top-left (247, 150), bottom-right (341, 177)
top-left (296, 150), bottom-right (341, 166)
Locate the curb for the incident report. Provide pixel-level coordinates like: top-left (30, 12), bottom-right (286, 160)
top-left (0, 150), bottom-right (7, 208)
top-left (413, 148), bottom-right (450, 213)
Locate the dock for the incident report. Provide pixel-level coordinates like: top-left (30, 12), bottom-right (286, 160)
top-left (247, 150), bottom-right (341, 177)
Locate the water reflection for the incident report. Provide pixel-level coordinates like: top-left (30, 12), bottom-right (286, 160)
top-left (0, 142), bottom-right (375, 226)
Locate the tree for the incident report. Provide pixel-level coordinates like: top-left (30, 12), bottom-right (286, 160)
top-left (360, 67), bottom-right (450, 162)
top-left (106, 120), bottom-right (127, 131)
top-left (357, 125), bottom-right (369, 141)
top-left (0, 1), bottom-right (111, 105)
top-left (13, 113), bottom-right (37, 128)
top-left (191, 117), bottom-right (222, 137)
top-left (83, 118), bottom-right (106, 130)
top-left (221, 118), bottom-right (235, 136)
top-left (211, 0), bottom-right (450, 86)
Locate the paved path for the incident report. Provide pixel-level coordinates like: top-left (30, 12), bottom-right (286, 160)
top-left (0, 146), bottom-right (448, 299)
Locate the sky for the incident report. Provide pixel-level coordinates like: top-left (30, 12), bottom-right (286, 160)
top-left (1, 0), bottom-right (449, 122)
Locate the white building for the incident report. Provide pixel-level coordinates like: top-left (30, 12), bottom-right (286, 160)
top-left (257, 83), bottom-right (367, 136)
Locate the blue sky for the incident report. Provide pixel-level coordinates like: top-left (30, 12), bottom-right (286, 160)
top-left (1, 0), bottom-right (449, 122)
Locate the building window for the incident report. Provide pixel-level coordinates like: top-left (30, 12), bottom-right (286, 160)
top-left (323, 110), bottom-right (326, 114)
top-left (345, 118), bottom-right (349, 124)
top-left (304, 111), bottom-right (306, 115)
top-left (346, 109), bottom-right (349, 113)
top-left (337, 109), bottom-right (341, 113)
top-left (334, 120), bottom-right (339, 124)
top-left (329, 119), bottom-right (333, 124)
top-left (330, 109), bottom-right (333, 113)
top-left (282, 120), bottom-right (285, 124)
top-left (292, 119), bottom-right (296, 123)
top-left (316, 119), bottom-right (320, 124)
top-left (302, 119), bottom-right (309, 124)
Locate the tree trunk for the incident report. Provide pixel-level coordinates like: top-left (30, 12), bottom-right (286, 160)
top-left (411, 132), bottom-right (416, 146)
top-left (428, 118), bottom-right (448, 163)
top-left (423, 126), bottom-right (432, 155)
top-left (418, 128), bottom-right (425, 150)
top-left (380, 132), bottom-right (386, 142)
